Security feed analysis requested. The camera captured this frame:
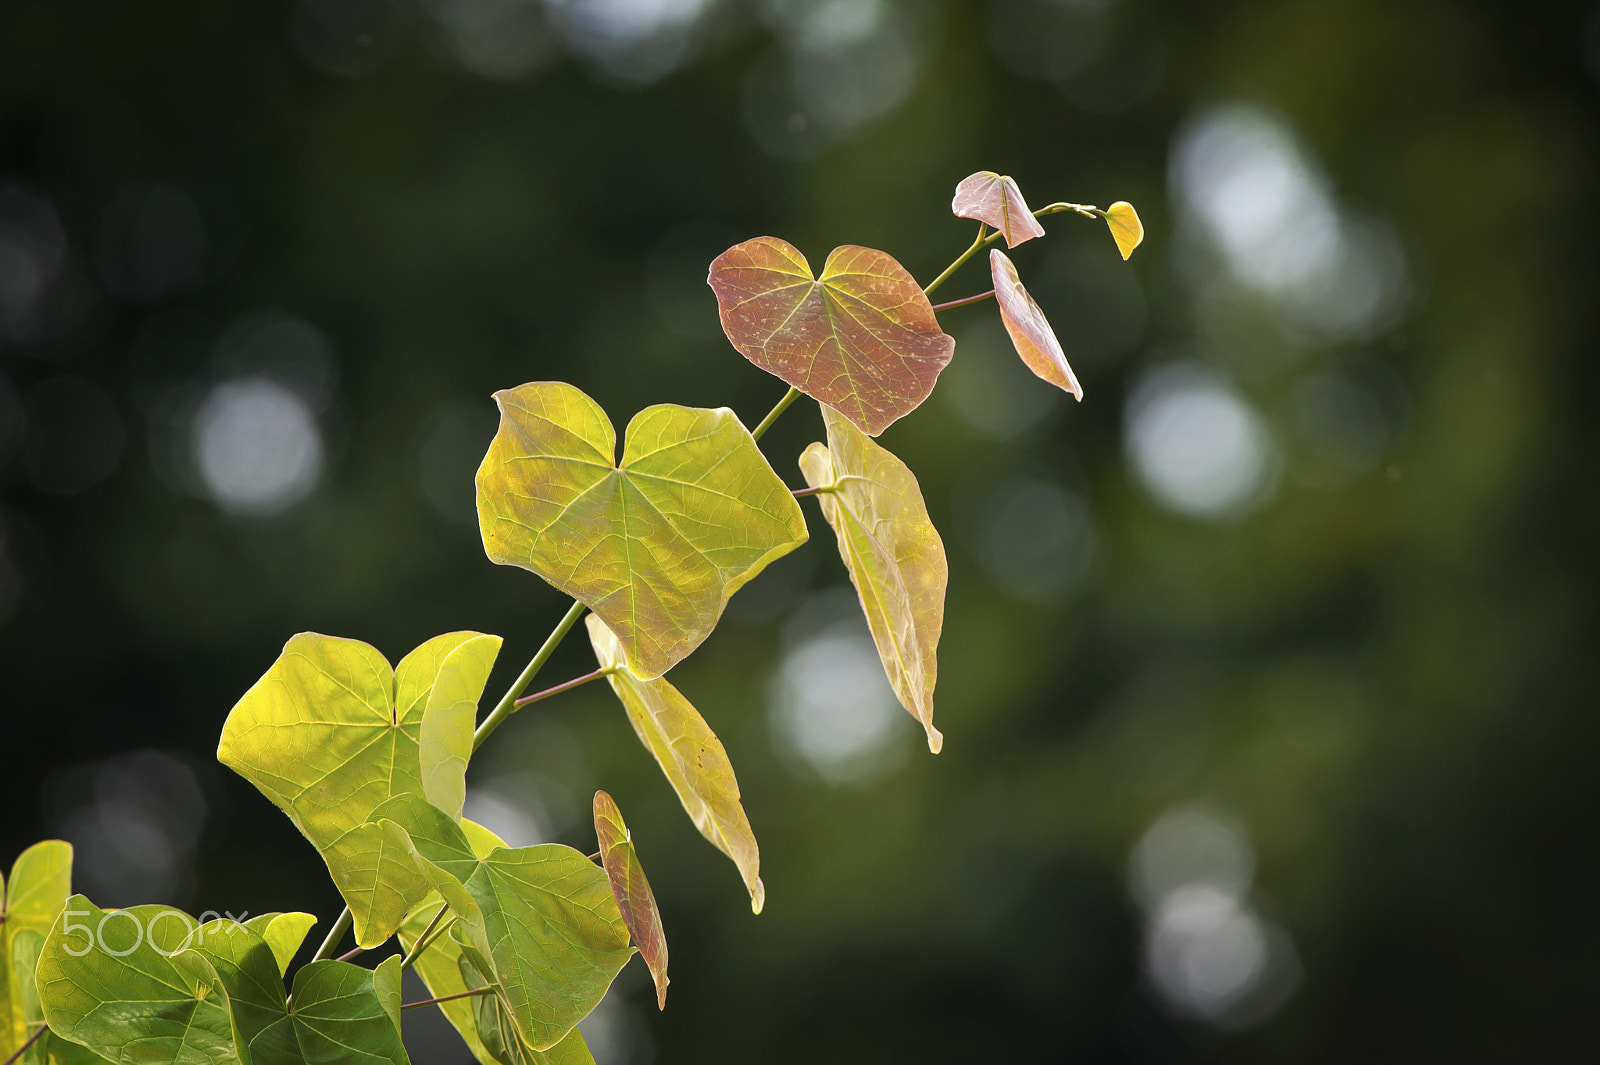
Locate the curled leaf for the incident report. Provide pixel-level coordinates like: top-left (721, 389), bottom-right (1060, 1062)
top-left (1103, 200), bottom-right (1144, 260)
top-left (799, 408), bottom-right (947, 753)
top-left (950, 171), bottom-right (1045, 248)
top-left (587, 616), bottom-right (765, 914)
top-left (708, 238), bottom-right (955, 436)
top-left (477, 382), bottom-right (807, 680)
top-left (990, 249), bottom-right (1082, 400)
top-left (593, 792), bottom-right (669, 1009)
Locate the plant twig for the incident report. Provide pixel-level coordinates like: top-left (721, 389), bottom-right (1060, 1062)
top-left (400, 908), bottom-right (453, 971)
top-left (923, 223), bottom-right (990, 296)
top-left (310, 907), bottom-right (352, 964)
top-left (512, 667), bottom-right (613, 708)
top-left (4, 1027), bottom-right (46, 1065)
top-left (930, 289), bottom-right (996, 313)
top-left (474, 598), bottom-right (589, 753)
top-left (751, 385), bottom-right (802, 441)
top-left (791, 485), bottom-right (832, 499)
top-left (400, 987), bottom-right (492, 1011)
top-left (335, 945), bottom-right (365, 963)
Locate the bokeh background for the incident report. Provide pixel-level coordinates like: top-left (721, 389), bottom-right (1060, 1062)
top-left (4, 0), bottom-right (1599, 1060)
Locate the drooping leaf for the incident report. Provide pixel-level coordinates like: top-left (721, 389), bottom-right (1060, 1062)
top-left (1103, 200), bottom-right (1144, 260)
top-left (2, 842), bottom-right (74, 1061)
top-left (950, 171), bottom-right (1045, 248)
top-left (707, 238), bottom-right (956, 437)
top-left (989, 249), bottom-right (1082, 400)
top-left (477, 382), bottom-right (807, 679)
top-left (217, 631), bottom-right (500, 947)
top-left (240, 913), bottom-right (319, 977)
top-left (587, 616), bottom-right (765, 913)
top-left (799, 408), bottom-right (948, 753)
top-left (457, 955), bottom-right (594, 1065)
top-left (36, 897), bottom-right (237, 1065)
top-left (592, 792), bottom-right (668, 1010)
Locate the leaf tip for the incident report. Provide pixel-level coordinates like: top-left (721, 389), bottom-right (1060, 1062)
top-left (656, 978), bottom-right (669, 1011)
top-left (749, 878), bottom-right (766, 915)
top-left (926, 724), bottom-right (944, 754)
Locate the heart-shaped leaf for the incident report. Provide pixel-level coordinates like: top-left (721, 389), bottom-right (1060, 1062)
top-left (592, 792), bottom-right (667, 1010)
top-left (1104, 200), bottom-right (1144, 260)
top-left (587, 616), bottom-right (764, 913)
top-left (37, 898), bottom-right (237, 1065)
top-left (218, 631), bottom-right (501, 947)
top-left (707, 238), bottom-right (955, 437)
top-left (477, 382), bottom-right (806, 680)
top-left (951, 172), bottom-right (1045, 248)
top-left (2, 841), bottom-right (74, 1061)
top-left (990, 249), bottom-right (1082, 400)
top-left (799, 407), bottom-right (948, 753)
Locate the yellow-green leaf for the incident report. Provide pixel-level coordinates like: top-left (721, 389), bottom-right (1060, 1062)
top-left (950, 171), bottom-right (1045, 248)
top-left (990, 249), bottom-right (1082, 400)
top-left (417, 634), bottom-right (502, 822)
top-left (457, 954), bottom-right (594, 1065)
top-left (800, 407), bottom-right (948, 753)
top-left (707, 238), bottom-right (956, 437)
top-left (587, 616), bottom-right (765, 913)
top-left (2, 841), bottom-right (73, 1061)
top-left (477, 382), bottom-right (807, 679)
top-left (1104, 200), bottom-right (1144, 260)
top-left (240, 912), bottom-right (319, 977)
top-left (218, 631), bottom-right (500, 948)
top-left (592, 792), bottom-right (668, 1010)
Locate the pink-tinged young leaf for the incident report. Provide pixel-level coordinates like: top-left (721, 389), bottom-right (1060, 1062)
top-left (477, 382), bottom-right (807, 680)
top-left (586, 616), bottom-right (766, 914)
top-left (1104, 201), bottom-right (1144, 260)
top-left (990, 249), bottom-right (1082, 400)
top-left (950, 171), bottom-right (1046, 248)
top-left (707, 238), bottom-right (955, 437)
top-left (592, 791), bottom-right (669, 1010)
top-left (799, 409), bottom-right (948, 753)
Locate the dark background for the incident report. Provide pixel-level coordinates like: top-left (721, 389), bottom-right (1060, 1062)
top-left (4, 0), bottom-right (1599, 1060)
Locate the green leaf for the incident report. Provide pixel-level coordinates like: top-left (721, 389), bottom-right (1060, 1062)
top-left (36, 897), bottom-right (236, 1065)
top-left (476, 382), bottom-right (807, 679)
top-left (3, 842), bottom-right (74, 1061)
top-left (592, 792), bottom-right (668, 1010)
top-left (950, 171), bottom-right (1045, 248)
top-left (217, 631), bottom-right (500, 947)
top-left (587, 616), bottom-right (765, 913)
top-left (989, 249), bottom-right (1082, 401)
top-left (415, 634), bottom-right (503, 822)
top-left (247, 957), bottom-right (408, 1065)
top-left (799, 407), bottom-right (948, 753)
top-left (707, 238), bottom-right (956, 437)
top-left (456, 957), bottom-right (594, 1065)
top-left (10, 930), bottom-right (49, 1065)
top-left (239, 914), bottom-right (318, 977)
top-left (1103, 200), bottom-right (1144, 260)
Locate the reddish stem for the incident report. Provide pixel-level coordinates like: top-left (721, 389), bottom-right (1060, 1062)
top-left (513, 667), bottom-right (609, 708)
top-left (4, 1027), bottom-right (47, 1065)
top-left (930, 289), bottom-right (996, 312)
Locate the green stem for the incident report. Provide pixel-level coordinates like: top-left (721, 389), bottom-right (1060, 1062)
top-left (791, 485), bottom-right (833, 499)
top-left (513, 667), bottom-right (614, 708)
top-left (923, 223), bottom-right (990, 296)
top-left (1036, 201), bottom-right (1102, 219)
top-left (930, 289), bottom-right (996, 313)
top-left (401, 987), bottom-right (492, 1011)
top-left (401, 909), bottom-right (453, 970)
top-left (473, 598), bottom-right (588, 753)
top-left (751, 386), bottom-right (802, 441)
top-left (310, 907), bottom-right (352, 964)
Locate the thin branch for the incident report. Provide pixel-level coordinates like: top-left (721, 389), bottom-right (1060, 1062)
top-left (751, 385), bottom-right (802, 442)
top-left (310, 907), bottom-right (352, 964)
top-left (400, 987), bottom-right (493, 1011)
top-left (930, 289), bottom-right (996, 313)
top-left (513, 667), bottom-right (612, 708)
top-left (335, 945), bottom-right (365, 963)
top-left (474, 598), bottom-right (589, 753)
top-left (791, 485), bottom-right (832, 499)
top-left (403, 914), bottom-right (457, 971)
top-left (4, 1027), bottom-right (46, 1065)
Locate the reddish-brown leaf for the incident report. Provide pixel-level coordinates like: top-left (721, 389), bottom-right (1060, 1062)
top-left (951, 172), bottom-right (1046, 248)
top-left (990, 249), bottom-right (1082, 400)
top-left (593, 790), bottom-right (669, 1010)
top-left (708, 237), bottom-right (955, 437)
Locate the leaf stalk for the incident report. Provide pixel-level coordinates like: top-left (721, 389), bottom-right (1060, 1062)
top-left (310, 907), bottom-right (352, 964)
top-left (473, 598), bottom-right (589, 753)
top-left (751, 386), bottom-right (802, 442)
top-left (401, 909), bottom-right (455, 971)
top-left (4, 1027), bottom-right (46, 1065)
top-left (929, 289), bottom-right (996, 313)
top-left (400, 987), bottom-right (492, 1011)
top-left (513, 667), bottom-right (615, 708)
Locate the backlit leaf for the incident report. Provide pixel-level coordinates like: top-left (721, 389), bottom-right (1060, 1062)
top-left (240, 913), bottom-right (319, 977)
top-left (950, 171), bottom-right (1045, 248)
top-left (799, 408), bottom-right (948, 753)
top-left (592, 792), bottom-right (668, 1009)
top-left (37, 897), bottom-right (236, 1065)
top-left (457, 956), bottom-right (594, 1065)
top-left (707, 238), bottom-right (955, 437)
top-left (218, 631), bottom-right (500, 948)
top-left (990, 249), bottom-right (1082, 400)
top-left (1103, 200), bottom-right (1144, 260)
top-left (587, 616), bottom-right (765, 913)
top-left (416, 634), bottom-right (503, 821)
top-left (477, 382), bottom-right (806, 679)
top-left (2, 841), bottom-right (73, 1061)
